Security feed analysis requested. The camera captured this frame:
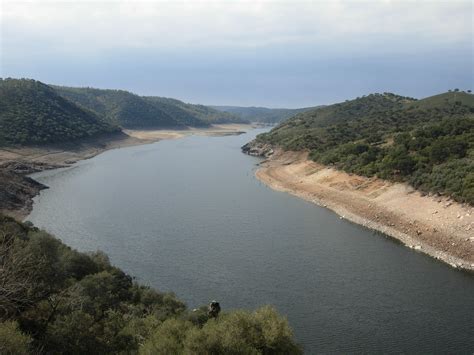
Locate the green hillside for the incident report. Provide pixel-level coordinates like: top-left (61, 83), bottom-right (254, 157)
top-left (145, 97), bottom-right (247, 125)
top-left (163, 100), bottom-right (247, 124)
top-left (212, 105), bottom-right (317, 124)
top-left (0, 215), bottom-right (301, 354)
top-left (254, 91), bottom-right (474, 204)
top-left (53, 86), bottom-right (183, 128)
top-left (54, 86), bottom-right (246, 128)
top-left (0, 79), bottom-right (119, 145)
top-left (144, 97), bottom-right (210, 127)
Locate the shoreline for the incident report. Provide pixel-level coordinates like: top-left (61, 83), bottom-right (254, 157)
top-left (254, 150), bottom-right (474, 271)
top-left (0, 124), bottom-right (254, 220)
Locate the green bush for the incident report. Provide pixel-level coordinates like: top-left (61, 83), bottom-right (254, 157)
top-left (141, 306), bottom-right (302, 355)
top-left (0, 321), bottom-right (32, 355)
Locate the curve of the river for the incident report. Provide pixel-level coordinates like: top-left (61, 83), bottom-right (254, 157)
top-left (28, 128), bottom-right (474, 353)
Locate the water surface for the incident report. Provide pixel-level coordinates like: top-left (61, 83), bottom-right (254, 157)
top-left (28, 129), bottom-right (474, 353)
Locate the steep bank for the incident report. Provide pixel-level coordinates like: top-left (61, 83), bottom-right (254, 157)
top-left (253, 149), bottom-right (474, 271)
top-left (0, 124), bottom-right (252, 219)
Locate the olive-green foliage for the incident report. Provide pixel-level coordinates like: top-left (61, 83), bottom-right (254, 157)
top-left (53, 85), bottom-right (246, 128)
top-left (0, 321), bottom-right (32, 355)
top-left (0, 215), bottom-right (299, 354)
top-left (141, 306), bottom-right (302, 355)
top-left (0, 78), bottom-right (119, 145)
top-left (212, 105), bottom-right (318, 124)
top-left (145, 97), bottom-right (247, 125)
top-left (0, 215), bottom-right (185, 353)
top-left (53, 86), bottom-right (182, 128)
top-left (257, 91), bottom-right (474, 204)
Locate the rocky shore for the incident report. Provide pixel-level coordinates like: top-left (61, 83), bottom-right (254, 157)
top-left (242, 141), bottom-right (474, 271)
top-left (0, 163), bottom-right (50, 220)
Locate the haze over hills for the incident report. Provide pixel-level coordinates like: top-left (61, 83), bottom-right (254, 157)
top-left (247, 91), bottom-right (474, 204)
top-left (212, 105), bottom-right (318, 124)
top-left (0, 79), bottom-right (119, 145)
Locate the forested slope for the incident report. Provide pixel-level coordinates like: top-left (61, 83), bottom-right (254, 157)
top-left (212, 105), bottom-right (316, 124)
top-left (144, 96), bottom-right (247, 125)
top-left (54, 86), bottom-right (183, 128)
top-left (0, 79), bottom-right (119, 145)
top-left (0, 215), bottom-right (301, 354)
top-left (253, 91), bottom-right (474, 204)
top-left (54, 86), bottom-right (246, 128)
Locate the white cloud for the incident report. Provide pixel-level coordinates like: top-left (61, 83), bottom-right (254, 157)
top-left (1, 0), bottom-right (472, 55)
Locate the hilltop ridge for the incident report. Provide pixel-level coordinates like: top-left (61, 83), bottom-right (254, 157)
top-left (249, 91), bottom-right (474, 204)
top-left (54, 85), bottom-right (247, 129)
top-left (0, 79), bottom-right (119, 145)
top-left (212, 105), bottom-right (318, 124)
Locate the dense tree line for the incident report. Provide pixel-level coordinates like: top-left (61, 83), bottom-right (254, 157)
top-left (54, 86), bottom-right (246, 129)
top-left (0, 215), bottom-right (301, 354)
top-left (256, 92), bottom-right (474, 204)
top-left (0, 79), bottom-right (119, 145)
top-left (145, 97), bottom-right (248, 125)
top-left (211, 105), bottom-right (318, 124)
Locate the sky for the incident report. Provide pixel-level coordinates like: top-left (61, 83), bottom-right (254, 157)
top-left (0, 0), bottom-right (472, 107)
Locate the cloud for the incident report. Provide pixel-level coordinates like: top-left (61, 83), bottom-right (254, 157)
top-left (1, 0), bottom-right (471, 106)
top-left (2, 0), bottom-right (472, 55)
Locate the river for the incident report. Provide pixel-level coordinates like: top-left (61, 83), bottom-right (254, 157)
top-left (27, 128), bottom-right (474, 353)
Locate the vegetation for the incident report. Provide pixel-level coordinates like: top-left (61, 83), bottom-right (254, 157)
top-left (0, 215), bottom-right (301, 354)
top-left (255, 91), bottom-right (474, 204)
top-left (54, 86), bottom-right (246, 128)
top-left (212, 105), bottom-right (318, 124)
top-left (144, 96), bottom-right (247, 125)
top-left (0, 79), bottom-right (119, 145)
top-left (53, 86), bottom-right (184, 128)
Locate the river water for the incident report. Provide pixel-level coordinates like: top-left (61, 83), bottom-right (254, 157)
top-left (28, 128), bottom-right (474, 353)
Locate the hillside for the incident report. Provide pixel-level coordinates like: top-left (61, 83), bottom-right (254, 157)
top-left (250, 91), bottom-right (474, 204)
top-left (0, 79), bottom-right (119, 145)
top-left (212, 105), bottom-right (316, 124)
top-left (0, 215), bottom-right (301, 354)
top-left (53, 86), bottom-right (184, 128)
top-left (145, 96), bottom-right (247, 125)
top-left (54, 86), bottom-right (246, 128)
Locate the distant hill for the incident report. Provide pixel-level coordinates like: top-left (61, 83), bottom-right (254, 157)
top-left (212, 105), bottom-right (318, 124)
top-left (0, 79), bottom-right (119, 145)
top-left (53, 86), bottom-right (185, 128)
top-left (54, 86), bottom-right (246, 128)
top-left (145, 97), bottom-right (247, 125)
top-left (251, 91), bottom-right (474, 204)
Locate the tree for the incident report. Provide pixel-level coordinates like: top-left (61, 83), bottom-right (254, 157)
top-left (0, 321), bottom-right (32, 354)
top-left (0, 228), bottom-right (44, 319)
top-left (141, 306), bottom-right (302, 354)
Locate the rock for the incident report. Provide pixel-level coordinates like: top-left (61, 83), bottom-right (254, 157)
top-left (0, 170), bottom-right (48, 217)
top-left (208, 300), bottom-right (221, 318)
top-left (414, 245), bottom-right (422, 250)
top-left (241, 141), bottom-right (274, 158)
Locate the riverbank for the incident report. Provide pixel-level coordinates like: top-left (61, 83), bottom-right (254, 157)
top-left (255, 149), bottom-right (474, 271)
top-left (0, 124), bottom-right (253, 219)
